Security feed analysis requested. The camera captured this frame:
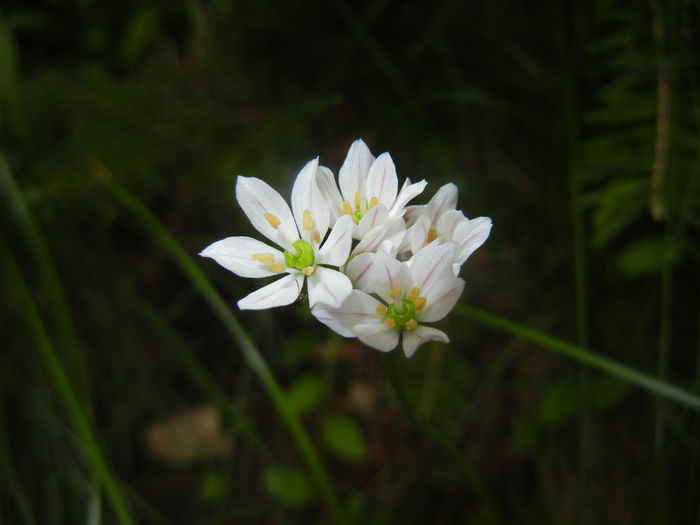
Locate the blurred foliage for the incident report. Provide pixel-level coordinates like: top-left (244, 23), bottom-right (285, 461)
top-left (1, 0), bottom-right (700, 524)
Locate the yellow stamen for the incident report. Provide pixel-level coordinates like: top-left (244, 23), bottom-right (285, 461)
top-left (354, 189), bottom-right (362, 211)
top-left (264, 213), bottom-right (281, 229)
top-left (383, 318), bottom-right (396, 327)
top-left (427, 225), bottom-right (440, 243)
top-left (389, 287), bottom-right (402, 301)
top-left (302, 209), bottom-right (313, 231)
top-left (313, 231), bottom-right (321, 244)
top-left (369, 196), bottom-right (379, 209)
top-left (302, 266), bottom-right (315, 276)
top-left (405, 319), bottom-right (418, 330)
top-left (252, 253), bottom-right (275, 264)
top-left (414, 297), bottom-right (427, 311)
top-left (407, 287), bottom-right (421, 302)
top-left (342, 201), bottom-right (353, 215)
top-left (268, 263), bottom-right (286, 272)
top-left (375, 304), bottom-right (387, 316)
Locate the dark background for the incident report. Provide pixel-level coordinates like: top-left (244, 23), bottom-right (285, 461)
top-left (2, 1), bottom-right (700, 523)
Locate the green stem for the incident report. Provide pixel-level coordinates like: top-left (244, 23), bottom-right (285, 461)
top-left (455, 304), bottom-right (700, 412)
top-left (0, 153), bottom-right (93, 415)
top-left (102, 174), bottom-right (345, 522)
top-left (380, 353), bottom-right (499, 518)
top-left (3, 247), bottom-right (136, 525)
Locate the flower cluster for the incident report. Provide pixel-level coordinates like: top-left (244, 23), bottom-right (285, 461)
top-left (200, 139), bottom-right (492, 357)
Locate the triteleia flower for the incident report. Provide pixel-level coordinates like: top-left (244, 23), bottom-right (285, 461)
top-left (200, 158), bottom-right (355, 310)
top-left (404, 183), bottom-right (492, 274)
top-left (312, 241), bottom-right (464, 357)
top-left (316, 139), bottom-right (427, 241)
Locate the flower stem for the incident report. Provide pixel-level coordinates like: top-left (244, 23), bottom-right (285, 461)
top-left (102, 173), bottom-right (345, 522)
top-left (455, 304), bottom-right (700, 412)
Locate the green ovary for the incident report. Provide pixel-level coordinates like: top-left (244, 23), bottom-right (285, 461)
top-left (386, 299), bottom-right (416, 328)
top-left (284, 239), bottom-right (315, 270)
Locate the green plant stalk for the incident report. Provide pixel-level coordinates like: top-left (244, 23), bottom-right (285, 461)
top-left (0, 154), bottom-right (93, 415)
top-left (455, 304), bottom-right (700, 412)
top-left (380, 353), bottom-right (499, 519)
top-left (103, 176), bottom-right (345, 522)
top-left (132, 296), bottom-right (271, 459)
top-left (563, 15), bottom-right (590, 522)
top-left (3, 248), bottom-right (136, 525)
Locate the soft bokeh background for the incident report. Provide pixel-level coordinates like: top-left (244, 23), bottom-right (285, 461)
top-left (2, 1), bottom-right (700, 523)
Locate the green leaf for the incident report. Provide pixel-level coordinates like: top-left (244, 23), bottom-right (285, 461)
top-left (262, 465), bottom-right (315, 506)
top-left (287, 375), bottom-right (325, 414)
top-left (321, 414), bottom-right (368, 462)
top-left (539, 380), bottom-right (579, 425)
top-left (199, 471), bottom-right (227, 503)
top-left (617, 236), bottom-right (681, 277)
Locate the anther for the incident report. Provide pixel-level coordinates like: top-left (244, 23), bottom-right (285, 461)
top-left (407, 287), bottom-right (421, 302)
top-left (389, 287), bottom-right (403, 302)
top-left (354, 189), bottom-right (363, 211)
top-left (264, 213), bottom-right (281, 229)
top-left (427, 225), bottom-right (440, 243)
top-left (369, 196), bottom-right (379, 209)
top-left (414, 297), bottom-right (427, 311)
top-left (302, 266), bottom-right (315, 276)
top-left (302, 209), bottom-right (313, 231)
top-left (313, 231), bottom-right (321, 244)
top-left (252, 253), bottom-right (275, 264)
top-left (405, 319), bottom-right (418, 330)
top-left (268, 263), bottom-right (286, 272)
top-left (342, 201), bottom-right (353, 215)
top-left (375, 304), bottom-right (387, 316)
top-left (383, 318), bottom-right (396, 327)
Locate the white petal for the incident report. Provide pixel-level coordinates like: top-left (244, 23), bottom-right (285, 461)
top-left (388, 178), bottom-right (427, 217)
top-left (403, 204), bottom-right (424, 226)
top-left (291, 158), bottom-right (330, 241)
top-left (402, 326), bottom-right (449, 358)
top-left (343, 252), bottom-right (373, 291)
top-left (366, 152), bottom-right (398, 210)
top-left (425, 183), bottom-right (458, 224)
top-left (312, 290), bottom-right (382, 337)
top-left (409, 241), bottom-right (456, 298)
top-left (357, 204), bottom-right (388, 239)
top-left (418, 275), bottom-right (465, 323)
top-left (454, 216), bottom-right (493, 265)
top-left (339, 139), bottom-right (374, 202)
top-left (316, 166), bottom-right (344, 222)
top-left (200, 236), bottom-right (284, 278)
top-left (317, 215), bottom-right (353, 267)
top-left (307, 266), bottom-right (352, 308)
top-left (369, 252), bottom-right (410, 304)
top-left (345, 252), bottom-right (376, 291)
top-left (436, 209), bottom-right (467, 239)
top-left (237, 273), bottom-right (304, 310)
top-left (407, 215), bottom-right (431, 254)
top-left (236, 176), bottom-right (298, 250)
top-left (355, 322), bottom-right (400, 352)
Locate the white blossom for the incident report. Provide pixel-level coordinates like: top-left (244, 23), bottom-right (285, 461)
top-left (200, 158), bottom-right (354, 310)
top-left (404, 183), bottom-right (492, 274)
top-left (312, 242), bottom-right (464, 357)
top-left (316, 139), bottom-right (427, 241)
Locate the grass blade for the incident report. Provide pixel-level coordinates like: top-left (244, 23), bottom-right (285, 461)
top-left (101, 171), bottom-right (345, 522)
top-left (455, 304), bottom-right (700, 412)
top-left (3, 247), bottom-right (136, 525)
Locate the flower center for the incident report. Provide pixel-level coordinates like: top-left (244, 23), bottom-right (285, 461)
top-left (284, 239), bottom-right (314, 270)
top-left (386, 299), bottom-right (416, 328)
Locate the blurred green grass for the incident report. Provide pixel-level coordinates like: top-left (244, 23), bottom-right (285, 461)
top-left (2, 1), bottom-right (700, 523)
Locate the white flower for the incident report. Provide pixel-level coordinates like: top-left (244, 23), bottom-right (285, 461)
top-left (404, 183), bottom-right (492, 274)
top-left (312, 242), bottom-right (464, 357)
top-left (200, 158), bottom-right (355, 310)
top-left (316, 139), bottom-right (427, 241)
